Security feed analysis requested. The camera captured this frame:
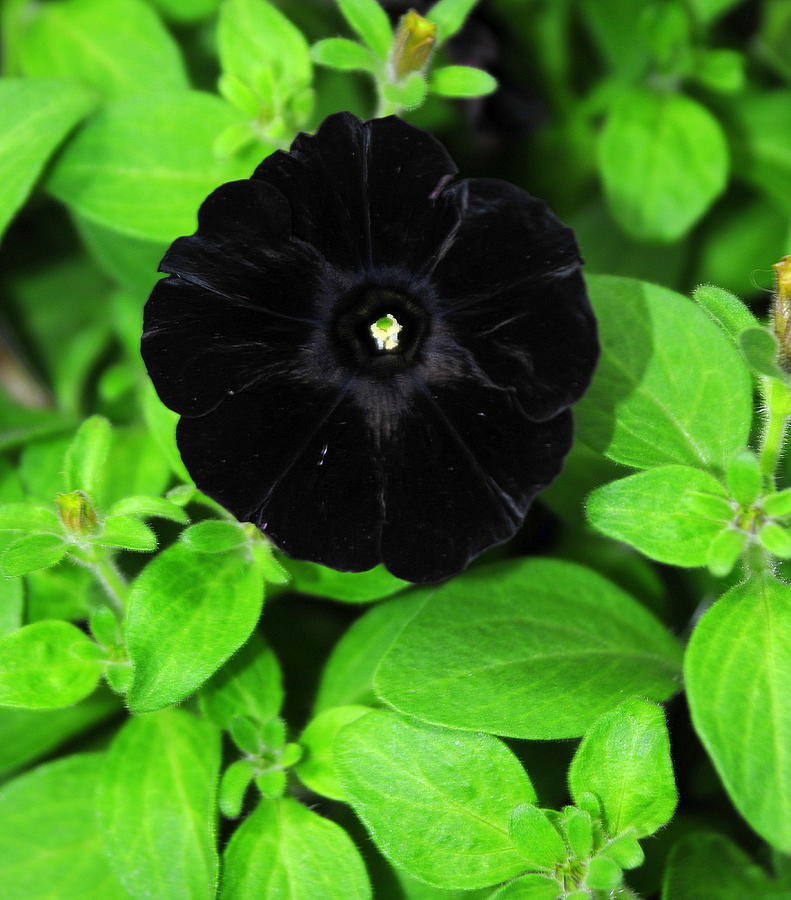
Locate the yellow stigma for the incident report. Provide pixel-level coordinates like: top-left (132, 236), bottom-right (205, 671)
top-left (370, 313), bottom-right (402, 351)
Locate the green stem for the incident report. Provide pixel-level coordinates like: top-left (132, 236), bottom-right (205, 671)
top-left (759, 377), bottom-right (791, 488)
top-left (91, 554), bottom-right (127, 615)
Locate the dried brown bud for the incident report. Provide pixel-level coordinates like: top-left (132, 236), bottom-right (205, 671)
top-left (773, 256), bottom-right (791, 371)
top-left (391, 10), bottom-right (437, 81)
top-left (57, 490), bottom-right (98, 536)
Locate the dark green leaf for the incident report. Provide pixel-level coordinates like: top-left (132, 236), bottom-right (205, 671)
top-left (220, 797), bottom-right (371, 899)
top-left (125, 542), bottom-right (265, 711)
top-left (336, 710), bottom-right (536, 889)
top-left (98, 709), bottom-right (220, 900)
top-left (598, 89), bottom-right (728, 241)
top-left (375, 559), bottom-right (682, 739)
top-left (0, 620), bottom-right (103, 709)
top-left (575, 276), bottom-right (753, 471)
top-left (569, 698), bottom-right (676, 838)
top-left (686, 575), bottom-right (791, 850)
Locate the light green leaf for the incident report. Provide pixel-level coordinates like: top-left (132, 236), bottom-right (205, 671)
top-left (76, 215), bottom-right (167, 295)
top-left (568, 697), bottom-right (677, 838)
top-left (314, 592), bottom-right (425, 712)
top-left (181, 520), bottom-right (247, 553)
top-left (0, 571), bottom-right (22, 636)
top-left (218, 0), bottom-right (311, 88)
top-left (488, 875), bottom-right (561, 899)
top-left (98, 423), bottom-right (173, 508)
top-left (311, 38), bottom-right (378, 72)
top-left (220, 797), bottom-right (371, 899)
top-left (218, 759), bottom-right (255, 818)
top-left (586, 856), bottom-right (623, 891)
top-left (0, 78), bottom-right (93, 244)
top-left (149, 0), bottom-right (218, 23)
top-left (98, 709), bottom-right (221, 900)
top-left (0, 687), bottom-right (118, 779)
top-left (430, 65), bottom-right (496, 97)
top-left (107, 495), bottom-right (189, 524)
top-left (375, 559), bottom-right (682, 739)
top-left (48, 91), bottom-right (259, 243)
top-left (693, 48), bottom-right (745, 94)
top-left (1, 533), bottom-right (67, 577)
top-left (575, 276), bottom-right (753, 471)
top-left (427, 0), bottom-right (479, 42)
top-left (96, 515), bottom-right (157, 551)
top-left (598, 89), bottom-right (728, 241)
top-left (140, 381), bottom-right (192, 481)
top-left (125, 542), bottom-right (265, 711)
top-left (18, 0), bottom-right (188, 100)
top-left (509, 804), bottom-right (568, 871)
top-left (335, 710), bottom-right (536, 889)
top-left (288, 559), bottom-right (408, 604)
top-left (0, 503), bottom-right (61, 533)
top-left (63, 415), bottom-right (112, 496)
top-left (692, 284), bottom-right (759, 342)
top-left (383, 72), bottom-right (428, 108)
top-left (296, 705), bottom-right (370, 800)
top-left (199, 631), bottom-right (283, 730)
top-left (726, 450), bottom-right (762, 507)
top-left (0, 753), bottom-right (130, 899)
top-left (739, 326), bottom-right (786, 379)
top-left (587, 466), bottom-right (730, 566)
top-left (0, 620), bottom-right (103, 709)
top-left (686, 575), bottom-right (791, 850)
top-left (337, 0), bottom-right (393, 58)
top-left (661, 832), bottom-right (784, 899)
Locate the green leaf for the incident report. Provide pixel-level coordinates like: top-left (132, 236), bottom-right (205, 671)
top-left (575, 276), bottom-right (753, 471)
top-left (382, 72), bottom-right (428, 108)
top-left (604, 831), bottom-right (644, 870)
top-left (426, 0), bottom-right (479, 42)
top-left (429, 65), bottom-right (497, 97)
top-left (764, 488), bottom-right (791, 517)
top-left (586, 856), bottom-right (623, 890)
top-left (288, 559), bottom-right (408, 604)
top-left (99, 424), bottom-right (173, 508)
top-left (96, 515), bottom-right (158, 551)
top-left (587, 466), bottom-right (730, 566)
top-left (0, 687), bottom-right (118, 779)
top-left (692, 284), bottom-right (759, 342)
top-left (598, 89), bottom-right (728, 241)
top-left (693, 48), bottom-right (745, 93)
top-left (48, 91), bottom-right (259, 243)
top-left (0, 620), bottom-right (103, 709)
top-left (77, 215), bottom-right (167, 295)
top-left (107, 494), bottom-right (189, 524)
top-left (706, 528), bottom-right (746, 577)
top-left (149, 0), bottom-right (218, 23)
top-left (569, 698), bottom-right (676, 839)
top-left (0, 502), bottom-right (61, 533)
top-left (98, 709), bottom-right (220, 900)
top-left (140, 381), bottom-right (192, 481)
top-left (375, 559), bottom-right (682, 739)
top-left (218, 759), bottom-right (255, 818)
top-left (125, 542), bottom-right (265, 711)
top-left (0, 753), bottom-right (130, 899)
top-left (739, 326), bottom-right (786, 379)
top-left (0, 78), bottom-right (92, 244)
top-left (488, 876), bottom-right (560, 899)
top-left (0, 533), bottom-right (67, 577)
top-left (199, 632), bottom-right (283, 730)
top-left (0, 570), bottom-right (22, 636)
top-left (687, 0), bottom-right (742, 23)
top-left (336, 710), bottom-right (536, 889)
top-left (218, 0), bottom-right (311, 89)
top-left (221, 797), bottom-right (371, 899)
top-left (311, 37), bottom-right (377, 72)
top-left (728, 90), bottom-right (791, 206)
top-left (18, 0), bottom-right (187, 100)
top-left (662, 832), bottom-right (782, 898)
top-left (181, 520), bottom-right (248, 553)
top-left (296, 705), bottom-right (370, 800)
top-left (337, 0), bottom-right (393, 58)
top-left (509, 804), bottom-right (568, 871)
top-left (63, 415), bottom-right (112, 496)
top-left (315, 592), bottom-right (424, 712)
top-left (726, 450), bottom-right (762, 506)
top-left (687, 576), bottom-right (791, 851)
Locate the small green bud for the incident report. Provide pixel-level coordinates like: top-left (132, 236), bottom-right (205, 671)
top-left (726, 450), bottom-right (762, 507)
top-left (759, 522), bottom-right (791, 559)
top-left (707, 528), bottom-right (746, 577)
top-left (56, 490), bottom-right (98, 536)
top-left (561, 806), bottom-right (593, 859)
top-left (391, 10), bottom-right (436, 80)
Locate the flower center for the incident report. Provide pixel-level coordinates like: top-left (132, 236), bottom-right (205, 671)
top-left (332, 284), bottom-right (429, 374)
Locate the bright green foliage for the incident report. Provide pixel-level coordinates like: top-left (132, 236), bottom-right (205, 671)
top-left (0, 532), bottom-right (67, 576)
top-left (692, 284), bottom-right (759, 340)
top-left (686, 576), bottom-right (791, 850)
top-left (288, 559), bottom-right (408, 603)
top-left (509, 803), bottom-right (568, 871)
top-left (63, 416), bottom-right (112, 497)
top-left (0, 620), bottom-right (103, 709)
top-left (662, 832), bottom-right (787, 898)
top-left (429, 65), bottom-right (497, 97)
top-left (98, 710), bottom-right (220, 900)
top-left (488, 875), bottom-right (560, 899)
top-left (382, 72), bottom-right (428, 109)
top-left (0, 79), bottom-right (93, 244)
top-left (96, 515), bottom-right (157, 551)
top-left (335, 710), bottom-right (537, 888)
top-left (739, 327), bottom-right (787, 380)
top-left (220, 797), bottom-right (371, 899)
top-left (125, 542), bottom-right (265, 711)
top-left (587, 466), bottom-right (731, 566)
top-left (219, 759), bottom-right (256, 818)
top-left (311, 38), bottom-right (378, 72)
top-left (199, 631), bottom-right (283, 730)
top-left (576, 276), bottom-right (753, 471)
top-left (375, 559), bottom-right (682, 739)
top-left (598, 90), bottom-right (728, 241)
top-left (181, 520), bottom-right (248, 553)
top-left (729, 90), bottom-right (791, 202)
top-left (427, 0), bottom-right (479, 41)
top-left (337, 0), bottom-right (393, 58)
top-left (726, 450), bottom-right (762, 506)
top-left (48, 92), bottom-right (260, 243)
top-left (0, 753), bottom-right (130, 899)
top-left (149, 0), bottom-right (218, 22)
top-left (296, 705), bottom-right (370, 800)
top-left (568, 698), bottom-right (677, 838)
top-left (108, 494), bottom-right (188, 524)
top-left (18, 0), bottom-right (187, 100)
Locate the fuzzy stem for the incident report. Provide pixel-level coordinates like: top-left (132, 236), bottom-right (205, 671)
top-left (759, 377), bottom-right (791, 488)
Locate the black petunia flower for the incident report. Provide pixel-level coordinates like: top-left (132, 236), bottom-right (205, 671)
top-left (142, 112), bottom-right (597, 583)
